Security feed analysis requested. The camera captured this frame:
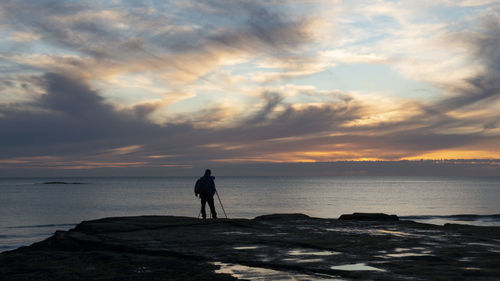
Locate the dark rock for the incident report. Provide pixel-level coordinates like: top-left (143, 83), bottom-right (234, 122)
top-left (72, 215), bottom-right (202, 234)
top-left (1, 213), bottom-right (499, 280)
top-left (338, 212), bottom-right (399, 221)
top-left (253, 213), bottom-right (311, 221)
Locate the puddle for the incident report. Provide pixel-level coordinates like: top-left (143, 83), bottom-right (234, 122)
top-left (377, 230), bottom-right (411, 237)
top-left (393, 247), bottom-right (410, 252)
top-left (288, 249), bottom-right (340, 256)
top-left (282, 258), bottom-right (324, 263)
top-left (327, 227), bottom-right (424, 239)
top-left (466, 242), bottom-right (500, 248)
top-left (256, 254), bottom-right (272, 262)
top-left (466, 242), bottom-right (500, 253)
top-left (384, 247), bottom-right (432, 258)
top-left (386, 253), bottom-right (431, 258)
top-left (220, 231), bottom-right (252, 235)
top-left (298, 226), bottom-right (314, 230)
top-left (214, 262), bottom-right (344, 280)
top-left (258, 232), bottom-right (289, 236)
top-left (331, 263), bottom-right (385, 272)
top-left (326, 228), bottom-right (377, 235)
top-left (233, 246), bottom-right (259, 250)
top-left (133, 266), bottom-right (152, 273)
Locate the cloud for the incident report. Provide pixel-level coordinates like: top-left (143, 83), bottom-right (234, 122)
top-left (0, 68), bottom-right (498, 171)
top-left (0, 73), bottom-right (160, 157)
top-left (247, 92), bottom-right (284, 124)
top-left (320, 49), bottom-right (387, 65)
top-left (0, 1), bottom-right (499, 174)
top-left (202, 1), bottom-right (310, 53)
top-left (0, 0), bottom-right (315, 84)
top-left (457, 0), bottom-right (498, 7)
top-left (428, 11), bottom-right (500, 114)
top-left (0, 72), bottom-right (359, 165)
top-left (0, 0), bottom-right (326, 128)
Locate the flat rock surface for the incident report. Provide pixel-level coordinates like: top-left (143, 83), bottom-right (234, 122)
top-left (1, 214), bottom-right (500, 280)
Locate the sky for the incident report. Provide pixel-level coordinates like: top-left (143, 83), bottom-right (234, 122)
top-left (0, 0), bottom-right (499, 176)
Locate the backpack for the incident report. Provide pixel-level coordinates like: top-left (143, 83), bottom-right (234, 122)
top-left (194, 176), bottom-right (214, 196)
top-left (194, 178), bottom-right (203, 194)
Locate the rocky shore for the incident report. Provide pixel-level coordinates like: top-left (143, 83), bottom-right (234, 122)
top-left (1, 213), bottom-right (500, 280)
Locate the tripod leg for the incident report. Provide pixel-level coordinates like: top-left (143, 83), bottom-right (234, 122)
top-left (215, 191), bottom-right (228, 219)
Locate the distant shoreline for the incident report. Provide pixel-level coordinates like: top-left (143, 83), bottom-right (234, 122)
top-left (2, 159), bottom-right (500, 177)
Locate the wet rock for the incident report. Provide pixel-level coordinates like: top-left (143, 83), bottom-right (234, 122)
top-left (1, 213), bottom-right (499, 280)
top-left (338, 212), bottom-right (399, 221)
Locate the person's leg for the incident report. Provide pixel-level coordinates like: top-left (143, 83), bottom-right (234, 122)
top-left (208, 196), bottom-right (217, 219)
top-left (200, 197), bottom-right (207, 219)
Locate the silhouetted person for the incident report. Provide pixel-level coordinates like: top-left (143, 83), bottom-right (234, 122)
top-left (194, 169), bottom-right (217, 219)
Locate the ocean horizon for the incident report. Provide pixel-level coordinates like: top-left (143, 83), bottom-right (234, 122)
top-left (2, 175), bottom-right (500, 253)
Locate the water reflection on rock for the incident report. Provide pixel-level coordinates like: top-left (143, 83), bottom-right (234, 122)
top-left (331, 263), bottom-right (385, 272)
top-left (214, 261), bottom-right (344, 281)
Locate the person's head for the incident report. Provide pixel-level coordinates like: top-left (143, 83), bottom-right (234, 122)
top-left (204, 169), bottom-right (211, 175)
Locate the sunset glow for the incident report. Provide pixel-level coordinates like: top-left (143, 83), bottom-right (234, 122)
top-left (1, 0), bottom-right (499, 175)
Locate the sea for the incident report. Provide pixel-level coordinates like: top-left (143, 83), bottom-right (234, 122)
top-left (1, 176), bottom-right (500, 253)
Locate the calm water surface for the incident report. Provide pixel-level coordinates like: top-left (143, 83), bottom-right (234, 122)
top-left (1, 176), bottom-right (499, 252)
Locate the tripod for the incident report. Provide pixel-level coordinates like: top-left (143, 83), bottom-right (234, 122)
top-left (197, 191), bottom-right (228, 219)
